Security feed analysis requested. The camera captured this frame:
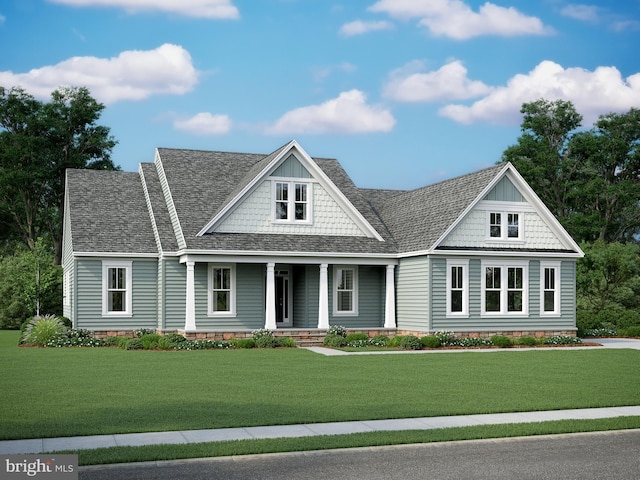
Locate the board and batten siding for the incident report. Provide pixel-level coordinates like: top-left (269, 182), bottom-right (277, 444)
top-left (395, 256), bottom-right (430, 332)
top-left (431, 257), bottom-right (577, 332)
top-left (75, 258), bottom-right (158, 330)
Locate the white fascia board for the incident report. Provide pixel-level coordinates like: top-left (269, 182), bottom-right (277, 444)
top-left (502, 165), bottom-right (584, 257)
top-left (196, 141), bottom-right (296, 236)
top-left (429, 249), bottom-right (583, 259)
top-left (178, 250), bottom-right (397, 265)
top-left (139, 163), bottom-right (164, 256)
top-left (73, 252), bottom-right (159, 258)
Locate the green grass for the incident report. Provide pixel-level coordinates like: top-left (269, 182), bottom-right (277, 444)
top-left (2, 330), bottom-right (640, 441)
top-left (72, 417), bottom-right (640, 466)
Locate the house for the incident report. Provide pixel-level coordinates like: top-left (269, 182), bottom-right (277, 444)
top-left (62, 140), bottom-right (583, 340)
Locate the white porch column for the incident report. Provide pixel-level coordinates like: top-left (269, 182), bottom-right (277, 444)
top-left (265, 262), bottom-right (277, 329)
top-left (384, 264), bottom-right (396, 328)
top-left (318, 263), bottom-right (329, 329)
top-left (184, 261), bottom-right (196, 331)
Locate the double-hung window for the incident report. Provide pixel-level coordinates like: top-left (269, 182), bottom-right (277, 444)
top-left (102, 261), bottom-right (132, 317)
top-left (209, 264), bottom-right (236, 316)
top-left (273, 181), bottom-right (311, 223)
top-left (334, 266), bottom-right (358, 316)
top-left (481, 260), bottom-right (529, 316)
top-left (487, 211), bottom-right (523, 241)
top-left (446, 259), bottom-right (469, 316)
top-left (540, 262), bottom-right (560, 316)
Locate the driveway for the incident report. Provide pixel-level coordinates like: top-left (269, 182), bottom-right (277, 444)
top-left (589, 337), bottom-right (640, 349)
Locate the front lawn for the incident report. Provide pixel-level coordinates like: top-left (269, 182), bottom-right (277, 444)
top-left (1, 330), bottom-right (639, 440)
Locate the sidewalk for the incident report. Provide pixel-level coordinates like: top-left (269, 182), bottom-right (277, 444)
top-left (1, 406), bottom-right (639, 455)
top-left (2, 338), bottom-right (638, 455)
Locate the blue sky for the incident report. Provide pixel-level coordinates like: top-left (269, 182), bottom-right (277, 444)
top-left (1, 0), bottom-right (639, 189)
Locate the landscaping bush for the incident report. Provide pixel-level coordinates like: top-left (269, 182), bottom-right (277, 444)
top-left (456, 337), bottom-right (493, 347)
top-left (164, 333), bottom-right (187, 346)
top-left (327, 325), bottom-right (348, 337)
top-left (276, 337), bottom-right (297, 348)
top-left (103, 336), bottom-right (119, 347)
top-left (20, 315), bottom-right (68, 346)
top-left (156, 336), bottom-right (174, 350)
top-left (370, 334), bottom-right (389, 346)
top-left (255, 336), bottom-right (278, 348)
top-left (399, 335), bottom-right (422, 350)
top-left (421, 336), bottom-right (441, 348)
top-left (543, 336), bottom-right (582, 345)
top-left (139, 333), bottom-right (162, 350)
top-left (434, 330), bottom-right (456, 346)
top-left (323, 333), bottom-right (347, 347)
top-left (232, 338), bottom-right (255, 349)
top-left (134, 328), bottom-right (156, 338)
top-left (490, 335), bottom-right (512, 348)
top-left (388, 335), bottom-right (405, 347)
top-left (345, 332), bottom-right (368, 343)
top-left (620, 326), bottom-right (640, 337)
top-left (518, 336), bottom-right (538, 346)
top-left (124, 338), bottom-right (143, 350)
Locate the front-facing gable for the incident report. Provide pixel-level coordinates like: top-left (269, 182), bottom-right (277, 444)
top-left (436, 164), bottom-right (582, 255)
top-left (197, 141), bottom-right (384, 241)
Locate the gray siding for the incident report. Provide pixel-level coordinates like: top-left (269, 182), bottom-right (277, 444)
top-left (395, 256), bottom-right (430, 331)
top-left (431, 257), bottom-right (577, 332)
top-left (61, 194), bottom-right (75, 323)
top-left (327, 265), bottom-right (384, 328)
top-left (76, 258), bottom-right (158, 330)
top-left (483, 176), bottom-right (524, 202)
top-left (293, 265), bottom-right (319, 328)
top-left (272, 154), bottom-right (311, 178)
top-left (162, 258), bottom-right (186, 329)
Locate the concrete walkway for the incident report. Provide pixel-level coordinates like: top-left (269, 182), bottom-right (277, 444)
top-left (2, 337), bottom-right (638, 455)
top-left (1, 406), bottom-right (639, 455)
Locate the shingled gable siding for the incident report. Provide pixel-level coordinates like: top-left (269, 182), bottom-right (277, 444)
top-left (214, 180), bottom-right (367, 237)
top-left (395, 256), bottom-right (430, 332)
top-left (74, 258), bottom-right (158, 330)
top-left (430, 257), bottom-right (577, 332)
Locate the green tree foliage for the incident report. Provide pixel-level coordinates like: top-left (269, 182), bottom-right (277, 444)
top-left (0, 238), bottom-right (62, 329)
top-left (502, 99), bottom-right (640, 243)
top-left (0, 86), bottom-right (118, 264)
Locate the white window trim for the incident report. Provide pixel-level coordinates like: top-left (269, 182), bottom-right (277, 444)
top-left (480, 260), bottom-right (529, 317)
top-left (208, 264), bottom-right (237, 317)
top-left (486, 211), bottom-right (524, 242)
top-left (333, 265), bottom-right (358, 317)
top-left (271, 180), bottom-right (313, 225)
top-left (446, 259), bottom-right (469, 317)
top-left (540, 261), bottom-right (561, 317)
top-left (102, 261), bottom-right (133, 317)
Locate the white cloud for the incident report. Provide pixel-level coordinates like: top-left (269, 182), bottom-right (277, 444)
top-left (339, 19), bottom-right (394, 36)
top-left (560, 4), bottom-right (599, 22)
top-left (383, 60), bottom-right (492, 102)
top-left (438, 61), bottom-right (640, 125)
top-left (48, 0), bottom-right (239, 18)
top-left (266, 90), bottom-right (395, 134)
top-left (0, 43), bottom-right (198, 104)
top-left (311, 62), bottom-right (357, 82)
top-left (369, 0), bottom-right (553, 39)
top-left (174, 112), bottom-right (231, 135)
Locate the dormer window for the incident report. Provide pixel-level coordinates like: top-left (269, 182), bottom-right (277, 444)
top-left (273, 180), bottom-right (312, 223)
top-left (487, 211), bottom-right (522, 241)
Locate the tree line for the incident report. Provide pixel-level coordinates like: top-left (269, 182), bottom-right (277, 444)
top-left (0, 89), bottom-right (638, 332)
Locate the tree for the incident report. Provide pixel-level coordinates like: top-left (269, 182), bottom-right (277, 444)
top-left (0, 238), bottom-right (62, 329)
top-left (0, 86), bottom-right (118, 264)
top-left (502, 99), bottom-right (640, 243)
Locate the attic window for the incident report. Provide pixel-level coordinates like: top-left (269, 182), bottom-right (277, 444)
top-left (487, 211), bottom-right (523, 241)
top-left (272, 181), bottom-right (312, 224)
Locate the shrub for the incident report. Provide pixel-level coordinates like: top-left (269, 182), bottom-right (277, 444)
top-left (421, 336), bottom-right (441, 348)
top-left (252, 329), bottom-right (274, 341)
top-left (491, 335), bottom-right (512, 348)
top-left (139, 334), bottom-right (162, 349)
top-left (255, 335), bottom-right (278, 348)
top-left (620, 325), bottom-right (640, 337)
top-left (345, 332), bottom-right (368, 343)
top-left (370, 335), bottom-right (389, 346)
top-left (20, 315), bottom-right (68, 346)
top-left (434, 330), bottom-right (456, 346)
top-left (232, 338), bottom-right (256, 349)
top-left (124, 338), bottom-right (143, 350)
top-left (116, 337), bottom-right (135, 349)
top-left (156, 336), bottom-right (174, 350)
top-left (134, 328), bottom-right (156, 338)
top-left (164, 333), bottom-right (187, 346)
top-left (103, 336), bottom-right (119, 346)
top-left (323, 333), bottom-right (347, 347)
top-left (543, 336), bottom-right (582, 345)
top-left (399, 335), bottom-right (422, 350)
top-left (347, 339), bottom-right (370, 348)
top-left (456, 337), bottom-right (493, 347)
top-left (327, 325), bottom-right (348, 337)
top-left (276, 337), bottom-right (296, 348)
top-left (518, 336), bottom-right (538, 346)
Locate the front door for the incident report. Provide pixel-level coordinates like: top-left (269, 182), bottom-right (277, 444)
top-left (275, 268), bottom-right (292, 327)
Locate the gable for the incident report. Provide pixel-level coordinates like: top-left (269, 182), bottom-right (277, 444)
top-left (198, 141), bottom-right (384, 241)
top-left (483, 176), bottom-right (524, 202)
